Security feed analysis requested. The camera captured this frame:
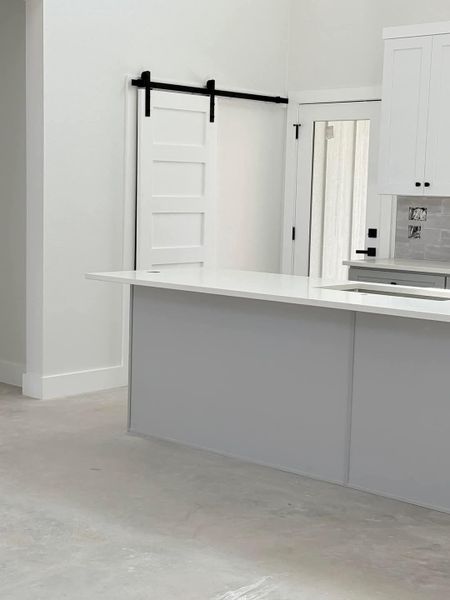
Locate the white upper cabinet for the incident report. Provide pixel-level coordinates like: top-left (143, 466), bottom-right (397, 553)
top-left (379, 23), bottom-right (450, 196)
top-left (426, 34), bottom-right (450, 196)
top-left (379, 36), bottom-right (432, 195)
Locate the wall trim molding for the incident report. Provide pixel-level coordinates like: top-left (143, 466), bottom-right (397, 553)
top-left (0, 360), bottom-right (25, 387)
top-left (384, 21), bottom-right (450, 40)
top-left (120, 74), bottom-right (138, 382)
top-left (289, 86), bottom-right (382, 105)
top-left (22, 364), bottom-right (127, 400)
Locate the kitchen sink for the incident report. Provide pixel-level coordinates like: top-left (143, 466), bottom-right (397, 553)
top-left (319, 283), bottom-right (450, 301)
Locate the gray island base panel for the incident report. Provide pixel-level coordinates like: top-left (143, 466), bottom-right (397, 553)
top-left (130, 285), bottom-right (450, 514)
top-left (130, 286), bottom-right (354, 485)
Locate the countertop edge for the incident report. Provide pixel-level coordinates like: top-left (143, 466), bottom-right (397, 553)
top-left (86, 272), bottom-right (450, 324)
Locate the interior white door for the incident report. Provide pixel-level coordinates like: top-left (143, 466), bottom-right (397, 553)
top-left (378, 36), bottom-right (433, 195)
top-left (136, 90), bottom-right (217, 269)
top-left (292, 101), bottom-right (392, 279)
top-left (425, 34), bottom-right (450, 196)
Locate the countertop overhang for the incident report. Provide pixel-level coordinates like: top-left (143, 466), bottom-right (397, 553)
top-left (86, 268), bottom-right (450, 323)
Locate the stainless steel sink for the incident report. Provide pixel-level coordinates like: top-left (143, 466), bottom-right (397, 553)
top-left (320, 283), bottom-right (450, 301)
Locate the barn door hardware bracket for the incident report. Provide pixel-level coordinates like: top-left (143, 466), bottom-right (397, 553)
top-left (131, 70), bottom-right (153, 117)
top-left (206, 79), bottom-right (216, 123)
top-left (131, 71), bottom-right (289, 123)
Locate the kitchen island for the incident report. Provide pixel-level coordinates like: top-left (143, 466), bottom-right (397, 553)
top-left (87, 268), bottom-right (450, 513)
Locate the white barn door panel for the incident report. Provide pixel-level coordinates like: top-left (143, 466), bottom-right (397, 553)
top-left (136, 91), bottom-right (217, 269)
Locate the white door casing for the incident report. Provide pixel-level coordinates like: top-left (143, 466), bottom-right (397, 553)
top-left (136, 90), bottom-right (217, 269)
top-left (285, 101), bottom-right (393, 277)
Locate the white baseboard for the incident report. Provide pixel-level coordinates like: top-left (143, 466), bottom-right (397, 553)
top-left (0, 360), bottom-right (25, 387)
top-left (22, 364), bottom-right (128, 400)
top-left (22, 372), bottom-right (42, 398)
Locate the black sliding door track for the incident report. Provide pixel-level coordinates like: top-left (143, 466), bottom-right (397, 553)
top-left (131, 71), bottom-right (288, 122)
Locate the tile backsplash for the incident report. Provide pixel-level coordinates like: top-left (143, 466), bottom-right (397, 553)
top-left (395, 197), bottom-right (450, 262)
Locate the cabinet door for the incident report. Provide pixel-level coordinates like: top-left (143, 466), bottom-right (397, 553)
top-left (425, 34), bottom-right (450, 196)
top-left (378, 37), bottom-right (432, 195)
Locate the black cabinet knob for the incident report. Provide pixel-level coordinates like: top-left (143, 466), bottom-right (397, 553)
top-left (424, 182), bottom-right (431, 187)
top-left (415, 182), bottom-right (422, 187)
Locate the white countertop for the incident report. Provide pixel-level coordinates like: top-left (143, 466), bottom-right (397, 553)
top-left (86, 268), bottom-right (450, 323)
top-left (344, 258), bottom-right (450, 275)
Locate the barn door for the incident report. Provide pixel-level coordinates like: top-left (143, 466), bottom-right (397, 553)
top-left (136, 90), bottom-right (217, 269)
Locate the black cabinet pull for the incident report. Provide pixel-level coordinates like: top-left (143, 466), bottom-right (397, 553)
top-left (424, 182), bottom-right (431, 188)
top-left (415, 182), bottom-right (422, 187)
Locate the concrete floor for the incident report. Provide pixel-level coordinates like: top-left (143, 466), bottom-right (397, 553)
top-left (1, 384), bottom-right (449, 599)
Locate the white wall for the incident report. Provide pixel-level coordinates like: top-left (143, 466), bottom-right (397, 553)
top-left (288, 0), bottom-right (450, 90)
top-left (217, 99), bottom-right (287, 270)
top-left (26, 0), bottom-right (450, 398)
top-left (25, 0), bottom-right (290, 398)
top-left (0, 0), bottom-right (26, 386)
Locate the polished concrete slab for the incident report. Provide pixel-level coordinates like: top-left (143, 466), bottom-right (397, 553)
top-left (0, 382), bottom-right (449, 599)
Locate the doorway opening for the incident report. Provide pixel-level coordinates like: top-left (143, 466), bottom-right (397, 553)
top-left (287, 100), bottom-right (394, 278)
top-left (309, 118), bottom-right (370, 280)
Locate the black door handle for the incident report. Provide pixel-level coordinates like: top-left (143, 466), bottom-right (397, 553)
top-left (355, 247), bottom-right (376, 257)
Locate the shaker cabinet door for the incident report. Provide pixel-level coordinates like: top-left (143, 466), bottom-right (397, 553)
top-left (425, 34), bottom-right (450, 196)
top-left (378, 37), bottom-right (432, 195)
